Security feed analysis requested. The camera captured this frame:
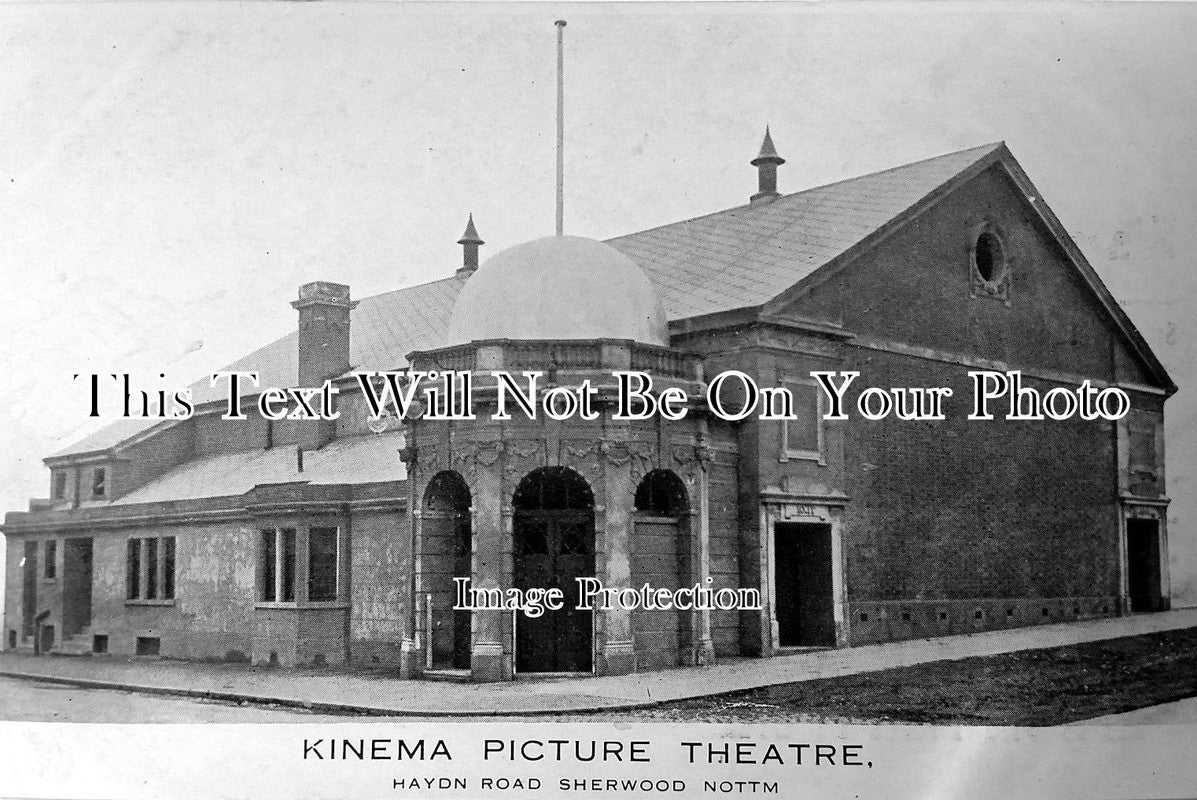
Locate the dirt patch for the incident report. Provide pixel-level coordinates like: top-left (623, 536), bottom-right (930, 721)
top-left (625, 626), bottom-right (1197, 725)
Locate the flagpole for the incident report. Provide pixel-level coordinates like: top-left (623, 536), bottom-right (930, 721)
top-left (555, 19), bottom-right (566, 236)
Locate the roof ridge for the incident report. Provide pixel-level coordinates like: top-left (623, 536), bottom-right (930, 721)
top-left (606, 141), bottom-right (1005, 244)
top-left (356, 273), bottom-right (461, 305)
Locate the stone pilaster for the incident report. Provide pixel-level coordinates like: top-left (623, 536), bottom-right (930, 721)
top-left (470, 458), bottom-right (511, 681)
top-left (596, 425), bottom-right (636, 675)
top-left (691, 450), bottom-right (716, 665)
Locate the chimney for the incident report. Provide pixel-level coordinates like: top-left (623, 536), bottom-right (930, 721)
top-left (291, 281), bottom-right (357, 451)
top-left (456, 214), bottom-right (484, 277)
top-left (750, 126), bottom-right (785, 205)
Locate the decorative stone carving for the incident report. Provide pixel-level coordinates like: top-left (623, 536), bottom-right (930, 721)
top-left (502, 440), bottom-right (543, 482)
top-left (564, 440), bottom-right (603, 476)
top-left (451, 441), bottom-right (504, 478)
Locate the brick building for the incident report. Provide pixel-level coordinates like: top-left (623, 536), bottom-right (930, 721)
top-left (1, 136), bottom-right (1175, 681)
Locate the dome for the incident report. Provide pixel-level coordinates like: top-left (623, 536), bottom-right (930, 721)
top-left (445, 235), bottom-right (669, 346)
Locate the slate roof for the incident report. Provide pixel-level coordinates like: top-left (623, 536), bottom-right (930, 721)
top-left (110, 432), bottom-right (405, 505)
top-left (608, 142), bottom-right (1003, 319)
top-left (55, 140), bottom-right (1115, 461)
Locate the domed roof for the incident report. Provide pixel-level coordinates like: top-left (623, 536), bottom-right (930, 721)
top-left (446, 235), bottom-right (669, 346)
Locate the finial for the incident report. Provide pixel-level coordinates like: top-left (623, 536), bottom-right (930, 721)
top-left (751, 125), bottom-right (785, 166)
top-left (457, 213), bottom-right (483, 246)
top-left (750, 126), bottom-right (785, 205)
top-left (456, 213), bottom-right (484, 277)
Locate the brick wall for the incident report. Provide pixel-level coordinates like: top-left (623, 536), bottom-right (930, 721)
top-left (835, 333), bottom-right (1121, 642)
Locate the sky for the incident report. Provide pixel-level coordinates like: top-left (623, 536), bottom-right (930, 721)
top-left (1, 1), bottom-right (1195, 604)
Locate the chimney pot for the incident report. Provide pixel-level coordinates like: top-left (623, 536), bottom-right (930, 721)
top-left (291, 281), bottom-right (356, 451)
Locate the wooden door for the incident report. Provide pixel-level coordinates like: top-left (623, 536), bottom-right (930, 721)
top-left (62, 538), bottom-right (93, 637)
top-left (514, 511), bottom-right (594, 672)
top-left (451, 517), bottom-right (472, 669)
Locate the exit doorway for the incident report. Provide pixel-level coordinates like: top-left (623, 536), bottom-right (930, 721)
top-left (1127, 518), bottom-right (1164, 613)
top-left (773, 522), bottom-right (835, 647)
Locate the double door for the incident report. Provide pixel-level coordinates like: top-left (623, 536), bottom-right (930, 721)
top-left (513, 511), bottom-right (594, 673)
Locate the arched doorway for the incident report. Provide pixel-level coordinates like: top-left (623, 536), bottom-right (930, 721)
top-left (632, 469), bottom-right (690, 668)
top-left (422, 471), bottom-right (472, 669)
top-left (513, 466), bottom-right (595, 673)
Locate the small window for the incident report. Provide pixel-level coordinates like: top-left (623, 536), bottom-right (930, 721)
top-left (308, 527), bottom-right (339, 602)
top-left (92, 634), bottom-right (108, 654)
top-left (52, 472), bottom-right (67, 500)
top-left (163, 537), bottom-right (176, 600)
top-left (259, 528), bottom-right (297, 602)
top-left (135, 636), bottom-right (160, 657)
top-left (1129, 420), bottom-right (1159, 477)
top-left (782, 380), bottom-right (823, 460)
top-left (281, 529), bottom-right (296, 602)
top-left (126, 539), bottom-right (140, 599)
top-left (92, 468), bottom-right (107, 498)
top-left (260, 530), bottom-right (277, 602)
top-left (974, 232), bottom-right (1005, 283)
top-left (145, 538), bottom-right (159, 599)
top-left (43, 540), bottom-right (57, 579)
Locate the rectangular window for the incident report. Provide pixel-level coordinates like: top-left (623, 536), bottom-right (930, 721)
top-left (259, 525), bottom-right (340, 604)
top-left (92, 468), bottom-right (106, 498)
top-left (162, 537), bottom-right (176, 600)
top-left (783, 380), bottom-right (823, 459)
top-left (43, 540), bottom-right (57, 579)
top-left (260, 529), bottom-right (277, 602)
top-left (145, 537), bottom-right (159, 599)
top-left (259, 528), bottom-right (297, 602)
top-left (1129, 422), bottom-right (1158, 475)
top-left (126, 538), bottom-right (140, 600)
top-left (52, 472), bottom-right (67, 500)
top-left (308, 527), bottom-right (339, 602)
top-left (126, 536), bottom-right (176, 601)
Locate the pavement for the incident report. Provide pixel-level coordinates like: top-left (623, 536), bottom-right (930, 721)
top-left (1, 608), bottom-right (1195, 717)
top-left (1071, 696), bottom-right (1197, 726)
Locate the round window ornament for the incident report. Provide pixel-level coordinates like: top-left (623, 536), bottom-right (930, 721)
top-left (368, 411), bottom-right (395, 434)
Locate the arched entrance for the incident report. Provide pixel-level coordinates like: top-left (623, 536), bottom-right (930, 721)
top-left (422, 471), bottom-right (472, 669)
top-left (513, 466), bottom-right (595, 673)
top-left (632, 469), bottom-right (690, 668)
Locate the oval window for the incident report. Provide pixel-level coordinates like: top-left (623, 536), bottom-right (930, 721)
top-left (974, 232), bottom-right (1004, 282)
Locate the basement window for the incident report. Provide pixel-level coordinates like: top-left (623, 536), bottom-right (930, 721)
top-left (126, 536), bottom-right (176, 602)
